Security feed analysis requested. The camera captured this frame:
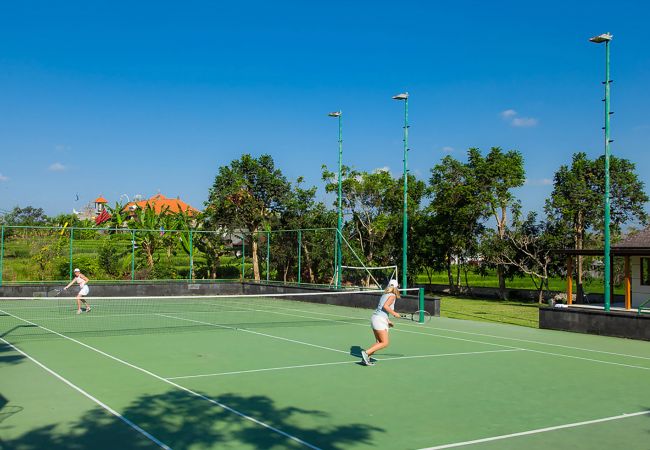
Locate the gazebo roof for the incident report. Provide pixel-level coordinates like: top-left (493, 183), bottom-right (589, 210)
top-left (553, 226), bottom-right (650, 256)
top-left (613, 226), bottom-right (650, 249)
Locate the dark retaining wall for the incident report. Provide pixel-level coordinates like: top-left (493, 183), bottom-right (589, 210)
top-left (242, 282), bottom-right (440, 316)
top-left (0, 281), bottom-right (243, 298)
top-left (539, 307), bottom-right (650, 341)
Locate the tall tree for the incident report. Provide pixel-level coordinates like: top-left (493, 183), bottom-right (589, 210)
top-left (545, 152), bottom-right (648, 296)
top-left (322, 165), bottom-right (425, 286)
top-left (490, 212), bottom-right (565, 303)
top-left (469, 147), bottom-right (525, 299)
top-left (205, 154), bottom-right (291, 280)
top-left (427, 155), bottom-right (485, 292)
top-left (275, 177), bottom-right (336, 284)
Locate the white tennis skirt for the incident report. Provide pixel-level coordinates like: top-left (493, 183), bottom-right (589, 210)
top-left (370, 313), bottom-right (390, 331)
top-left (79, 285), bottom-right (89, 296)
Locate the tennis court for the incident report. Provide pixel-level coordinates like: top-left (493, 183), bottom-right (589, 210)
top-left (1, 291), bottom-right (649, 449)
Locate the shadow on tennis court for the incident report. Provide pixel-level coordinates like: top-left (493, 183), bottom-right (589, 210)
top-left (3, 390), bottom-right (385, 449)
top-left (0, 333), bottom-right (29, 366)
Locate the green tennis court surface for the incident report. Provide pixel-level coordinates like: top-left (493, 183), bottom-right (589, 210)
top-left (1, 295), bottom-right (649, 449)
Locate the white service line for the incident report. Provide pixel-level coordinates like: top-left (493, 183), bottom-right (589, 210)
top-left (416, 325), bottom-right (650, 361)
top-left (522, 348), bottom-right (650, 371)
top-left (166, 349), bottom-right (523, 380)
top-left (419, 409), bottom-right (650, 449)
top-left (157, 313), bottom-right (349, 354)
top-left (0, 309), bottom-right (323, 450)
top-left (0, 337), bottom-right (171, 450)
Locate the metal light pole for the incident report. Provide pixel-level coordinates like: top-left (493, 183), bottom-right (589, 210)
top-left (329, 111), bottom-right (343, 288)
top-left (589, 32), bottom-right (613, 311)
top-left (392, 92), bottom-right (409, 292)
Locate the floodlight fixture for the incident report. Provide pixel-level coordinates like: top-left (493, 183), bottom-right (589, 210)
top-left (589, 33), bottom-right (612, 44)
top-left (392, 93), bottom-right (409, 101)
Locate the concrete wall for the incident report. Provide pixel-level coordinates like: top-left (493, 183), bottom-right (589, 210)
top-left (539, 307), bottom-right (650, 341)
top-left (242, 282), bottom-right (440, 316)
top-left (0, 281), bottom-right (243, 298)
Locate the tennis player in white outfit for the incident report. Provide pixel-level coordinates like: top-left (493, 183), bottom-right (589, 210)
top-left (64, 268), bottom-right (91, 314)
top-left (361, 279), bottom-right (400, 366)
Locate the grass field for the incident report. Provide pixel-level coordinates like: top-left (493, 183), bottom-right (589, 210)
top-left (417, 271), bottom-right (624, 295)
top-left (1, 293), bottom-right (648, 449)
top-left (441, 297), bottom-right (541, 328)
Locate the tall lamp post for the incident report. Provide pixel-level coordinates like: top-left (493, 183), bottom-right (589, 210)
top-left (392, 92), bottom-right (409, 292)
top-left (328, 111), bottom-right (343, 288)
top-left (589, 32), bottom-right (613, 312)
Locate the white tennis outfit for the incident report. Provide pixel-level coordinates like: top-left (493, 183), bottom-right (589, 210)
top-left (73, 275), bottom-right (90, 296)
top-left (370, 293), bottom-right (397, 331)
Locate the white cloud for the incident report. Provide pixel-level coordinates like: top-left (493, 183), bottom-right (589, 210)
top-left (501, 109), bottom-right (538, 128)
top-left (0, 173), bottom-right (8, 182)
top-left (48, 162), bottom-right (66, 171)
top-left (525, 178), bottom-right (553, 186)
top-left (374, 166), bottom-right (391, 173)
top-left (441, 146), bottom-right (454, 153)
top-left (512, 117), bottom-right (539, 128)
top-left (500, 109), bottom-right (517, 118)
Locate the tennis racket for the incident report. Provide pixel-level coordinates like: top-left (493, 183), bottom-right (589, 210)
top-left (400, 310), bottom-right (432, 323)
top-left (46, 287), bottom-right (63, 297)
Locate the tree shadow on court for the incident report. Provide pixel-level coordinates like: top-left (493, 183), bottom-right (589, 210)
top-left (3, 390), bottom-right (384, 449)
top-left (0, 341), bottom-right (25, 366)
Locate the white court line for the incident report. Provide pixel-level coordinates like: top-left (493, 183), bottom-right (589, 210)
top-left (419, 325), bottom-right (650, 361)
top-left (0, 337), bottom-right (171, 450)
top-left (157, 313), bottom-right (349, 354)
top-left (166, 349), bottom-right (523, 380)
top-left (242, 303), bottom-right (650, 368)
top-left (419, 410), bottom-right (650, 449)
top-left (0, 309), bottom-right (322, 450)
top-left (521, 348), bottom-right (650, 371)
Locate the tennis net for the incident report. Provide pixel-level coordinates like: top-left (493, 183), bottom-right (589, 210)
top-left (0, 290), bottom-right (394, 340)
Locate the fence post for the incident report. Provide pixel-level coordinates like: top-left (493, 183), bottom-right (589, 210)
top-left (69, 227), bottom-right (74, 279)
top-left (0, 225), bottom-right (4, 287)
top-left (241, 235), bottom-right (245, 281)
top-left (189, 230), bottom-right (194, 281)
top-left (297, 229), bottom-right (302, 285)
top-left (131, 230), bottom-right (135, 281)
top-left (266, 230), bottom-right (270, 282)
top-left (418, 288), bottom-right (425, 323)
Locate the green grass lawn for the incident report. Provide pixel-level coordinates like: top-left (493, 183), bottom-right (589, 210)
top-left (417, 270), bottom-right (624, 295)
top-left (439, 296), bottom-right (541, 328)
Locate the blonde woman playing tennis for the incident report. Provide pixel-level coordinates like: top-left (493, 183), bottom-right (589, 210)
top-left (64, 268), bottom-right (91, 314)
top-left (361, 279), bottom-right (400, 366)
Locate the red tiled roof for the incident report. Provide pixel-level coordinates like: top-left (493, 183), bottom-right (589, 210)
top-left (95, 196), bottom-right (108, 203)
top-left (123, 194), bottom-right (200, 216)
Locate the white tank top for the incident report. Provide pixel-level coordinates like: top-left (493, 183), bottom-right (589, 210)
top-left (374, 293), bottom-right (397, 318)
top-left (74, 275), bottom-right (86, 288)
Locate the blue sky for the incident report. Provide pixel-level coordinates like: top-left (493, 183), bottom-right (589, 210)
top-left (1, 1), bottom-right (648, 220)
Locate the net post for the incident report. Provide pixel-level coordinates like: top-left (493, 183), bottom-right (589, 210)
top-left (297, 230), bottom-right (302, 285)
top-left (0, 225), bottom-right (4, 287)
top-left (418, 287), bottom-right (425, 323)
top-left (68, 227), bottom-right (74, 279)
top-left (131, 230), bottom-right (136, 282)
top-left (189, 230), bottom-right (194, 282)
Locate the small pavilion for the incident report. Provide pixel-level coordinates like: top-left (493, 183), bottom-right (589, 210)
top-left (559, 227), bottom-right (650, 310)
